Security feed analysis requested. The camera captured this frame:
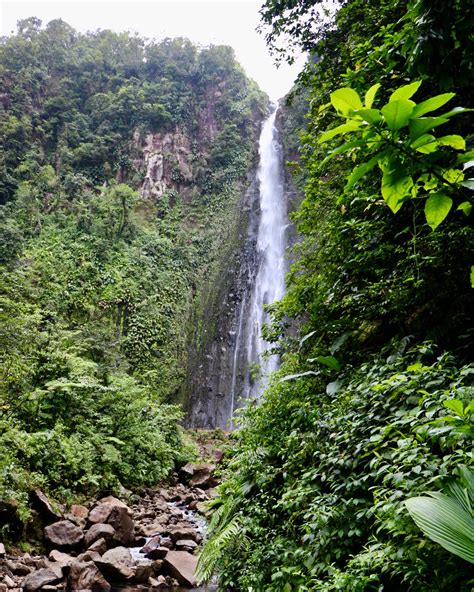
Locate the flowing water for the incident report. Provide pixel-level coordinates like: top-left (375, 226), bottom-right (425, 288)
top-left (230, 107), bottom-right (287, 419)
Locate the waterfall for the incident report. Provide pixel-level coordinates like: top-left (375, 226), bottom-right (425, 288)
top-left (230, 106), bottom-right (287, 417)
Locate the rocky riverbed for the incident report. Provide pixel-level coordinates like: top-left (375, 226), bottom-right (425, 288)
top-left (0, 463), bottom-right (220, 591)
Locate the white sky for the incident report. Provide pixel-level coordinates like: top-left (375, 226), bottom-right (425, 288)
top-left (0, 0), bottom-right (305, 100)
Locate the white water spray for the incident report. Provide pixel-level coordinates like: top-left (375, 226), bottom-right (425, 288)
top-left (229, 107), bottom-right (287, 418)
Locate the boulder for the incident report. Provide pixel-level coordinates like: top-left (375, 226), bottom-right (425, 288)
top-left (163, 551), bottom-right (197, 587)
top-left (168, 525), bottom-right (198, 543)
top-left (134, 560), bottom-right (153, 583)
top-left (88, 504), bottom-right (113, 525)
top-left (88, 537), bottom-right (107, 555)
top-left (78, 550), bottom-right (101, 563)
top-left (98, 496), bottom-right (132, 512)
top-left (85, 523), bottom-right (115, 548)
top-left (146, 547), bottom-right (169, 560)
top-left (44, 520), bottom-right (84, 549)
top-left (43, 560), bottom-right (65, 579)
top-left (67, 560), bottom-right (111, 591)
top-left (107, 505), bottom-right (134, 545)
top-left (22, 568), bottom-right (61, 591)
top-left (139, 535), bottom-right (161, 554)
top-left (189, 464), bottom-right (217, 489)
top-left (175, 539), bottom-right (198, 552)
top-left (48, 550), bottom-right (74, 566)
top-left (65, 504), bottom-right (89, 528)
top-left (95, 546), bottom-right (135, 580)
top-left (5, 560), bottom-right (32, 576)
top-left (2, 575), bottom-right (15, 588)
top-left (31, 490), bottom-right (64, 523)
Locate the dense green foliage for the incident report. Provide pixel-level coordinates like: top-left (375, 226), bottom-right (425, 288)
top-left (0, 19), bottom-right (267, 537)
top-left (200, 0), bottom-right (474, 589)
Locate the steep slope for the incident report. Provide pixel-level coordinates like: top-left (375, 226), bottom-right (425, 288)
top-left (0, 18), bottom-right (267, 534)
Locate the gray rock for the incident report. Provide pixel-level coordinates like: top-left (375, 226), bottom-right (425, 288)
top-left (107, 506), bottom-right (134, 545)
top-left (88, 504), bottom-right (113, 525)
top-left (22, 568), bottom-right (61, 591)
top-left (163, 551), bottom-right (197, 587)
top-left (31, 490), bottom-right (64, 523)
top-left (175, 539), bottom-right (198, 552)
top-left (85, 523), bottom-right (115, 548)
top-left (2, 575), bottom-right (15, 588)
top-left (65, 504), bottom-right (89, 528)
top-left (87, 537), bottom-right (107, 555)
top-left (67, 559), bottom-right (111, 591)
top-left (44, 520), bottom-right (84, 548)
top-left (146, 547), bottom-right (169, 560)
top-left (134, 560), bottom-right (153, 583)
top-left (95, 546), bottom-right (135, 580)
top-left (168, 525), bottom-right (198, 543)
top-left (139, 535), bottom-right (161, 554)
top-left (48, 550), bottom-right (74, 566)
top-left (5, 560), bottom-right (32, 576)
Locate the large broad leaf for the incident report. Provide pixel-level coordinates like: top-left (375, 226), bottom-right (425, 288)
top-left (319, 121), bottom-right (362, 143)
top-left (381, 99), bottom-right (415, 132)
top-left (424, 193), bottom-right (453, 230)
top-left (365, 83), bottom-right (381, 108)
top-left (330, 88), bottom-right (363, 116)
top-left (457, 201), bottom-right (472, 216)
top-left (411, 93), bottom-right (456, 118)
top-left (409, 116), bottom-right (449, 140)
top-left (346, 153), bottom-right (385, 190)
top-left (353, 108), bottom-right (382, 124)
top-left (410, 134), bottom-right (436, 149)
top-left (389, 81), bottom-right (422, 102)
top-left (437, 135), bottom-right (466, 150)
top-left (380, 159), bottom-right (413, 213)
top-left (405, 494), bottom-right (474, 563)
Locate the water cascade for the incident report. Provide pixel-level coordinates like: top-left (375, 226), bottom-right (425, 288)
top-left (230, 106), bottom-right (288, 418)
top-left (186, 106), bottom-right (288, 429)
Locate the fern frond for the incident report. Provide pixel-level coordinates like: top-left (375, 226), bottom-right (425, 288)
top-left (196, 514), bottom-right (248, 584)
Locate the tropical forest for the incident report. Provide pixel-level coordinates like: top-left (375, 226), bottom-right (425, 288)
top-left (0, 0), bottom-right (473, 591)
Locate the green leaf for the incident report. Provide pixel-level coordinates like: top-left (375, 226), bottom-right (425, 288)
top-left (320, 139), bottom-right (365, 166)
top-left (437, 135), bottom-right (466, 150)
top-left (330, 88), bottom-right (363, 116)
top-left (409, 117), bottom-right (449, 140)
top-left (457, 202), bottom-right (472, 216)
top-left (353, 108), bottom-right (382, 124)
top-left (405, 494), bottom-right (474, 563)
top-left (411, 93), bottom-right (456, 117)
top-left (319, 121), bottom-right (363, 143)
top-left (364, 83), bottom-right (381, 108)
top-left (389, 81), bottom-right (422, 102)
top-left (443, 399), bottom-right (465, 417)
top-left (316, 355), bottom-right (341, 371)
top-left (380, 159), bottom-right (413, 213)
top-left (381, 99), bottom-right (415, 131)
top-left (424, 193), bottom-right (453, 230)
top-left (471, 266), bottom-right (474, 288)
top-left (410, 134), bottom-right (436, 149)
top-left (461, 180), bottom-right (474, 190)
top-left (346, 153), bottom-right (384, 190)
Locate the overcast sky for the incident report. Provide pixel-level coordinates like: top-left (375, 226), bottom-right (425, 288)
top-left (0, 0), bottom-right (305, 100)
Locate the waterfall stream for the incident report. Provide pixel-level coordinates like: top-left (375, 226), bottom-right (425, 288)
top-left (230, 106), bottom-right (287, 419)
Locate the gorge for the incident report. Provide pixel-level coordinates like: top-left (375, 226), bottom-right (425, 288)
top-left (186, 106), bottom-right (289, 430)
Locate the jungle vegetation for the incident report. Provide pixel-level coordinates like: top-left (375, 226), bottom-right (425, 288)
top-left (198, 0), bottom-right (474, 589)
top-left (0, 18), bottom-right (267, 536)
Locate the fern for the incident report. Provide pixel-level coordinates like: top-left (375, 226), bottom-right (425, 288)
top-left (196, 513), bottom-right (248, 584)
